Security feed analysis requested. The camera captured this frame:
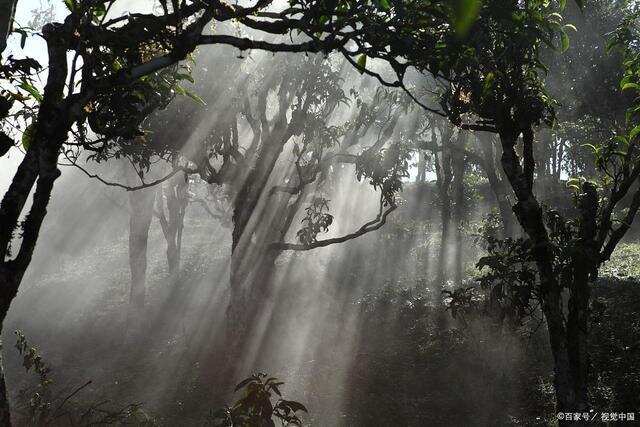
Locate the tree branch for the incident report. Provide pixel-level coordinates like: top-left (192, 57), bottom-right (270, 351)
top-left (198, 34), bottom-right (341, 53)
top-left (70, 161), bottom-right (190, 191)
top-left (271, 196), bottom-right (396, 251)
top-left (600, 184), bottom-right (640, 262)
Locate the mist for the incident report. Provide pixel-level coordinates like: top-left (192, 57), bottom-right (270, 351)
top-left (1, 0), bottom-right (640, 425)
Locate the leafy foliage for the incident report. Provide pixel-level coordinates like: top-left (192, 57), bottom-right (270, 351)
top-left (82, 57), bottom-right (198, 172)
top-left (355, 140), bottom-right (412, 204)
top-left (211, 373), bottom-right (307, 427)
top-left (12, 331), bottom-right (155, 425)
top-left (0, 56), bottom-right (43, 156)
top-left (14, 330), bottom-right (53, 422)
top-left (297, 197), bottom-right (333, 246)
top-left (474, 235), bottom-right (537, 327)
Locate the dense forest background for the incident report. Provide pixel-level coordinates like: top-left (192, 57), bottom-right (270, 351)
top-left (1, 0), bottom-right (640, 425)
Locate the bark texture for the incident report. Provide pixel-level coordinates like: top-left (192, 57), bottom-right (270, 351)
top-left (0, 23), bottom-right (70, 425)
top-left (451, 132), bottom-right (466, 286)
top-left (156, 172), bottom-right (188, 275)
top-left (497, 123), bottom-right (593, 419)
top-left (128, 187), bottom-right (155, 307)
top-left (478, 132), bottom-right (515, 238)
top-left (434, 128), bottom-right (454, 284)
top-left (0, 0), bottom-right (17, 55)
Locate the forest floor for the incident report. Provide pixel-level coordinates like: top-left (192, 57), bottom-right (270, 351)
top-left (2, 219), bottom-right (640, 426)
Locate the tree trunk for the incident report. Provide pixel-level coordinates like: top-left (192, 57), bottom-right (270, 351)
top-left (478, 132), bottom-right (515, 238)
top-left (0, 267), bottom-right (15, 426)
top-left (0, 26), bottom-right (69, 424)
top-left (437, 197), bottom-right (450, 285)
top-left (434, 143), bottom-right (452, 285)
top-left (156, 172), bottom-right (188, 276)
top-left (497, 124), bottom-right (590, 420)
top-left (0, 355), bottom-right (9, 427)
top-left (0, 129), bottom-right (65, 427)
top-left (563, 182), bottom-right (599, 413)
top-left (165, 240), bottom-right (179, 276)
top-left (227, 244), bottom-right (279, 343)
top-left (226, 127), bottom-right (292, 356)
top-left (0, 148), bottom-right (39, 263)
top-left (0, 0), bottom-right (17, 55)
top-left (226, 150), bottom-right (306, 366)
top-left (452, 133), bottom-right (466, 286)
top-left (541, 286), bottom-right (578, 413)
top-left (565, 268), bottom-right (591, 413)
top-left (128, 188), bottom-right (155, 307)
top-left (416, 150), bottom-right (426, 183)
top-left (231, 131), bottom-right (291, 252)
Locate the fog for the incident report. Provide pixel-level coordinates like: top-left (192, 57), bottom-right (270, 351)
top-left (2, 0), bottom-right (639, 425)
top-left (0, 43), bottom-right (526, 423)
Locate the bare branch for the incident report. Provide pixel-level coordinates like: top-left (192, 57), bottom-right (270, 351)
top-left (70, 161), bottom-right (190, 192)
top-left (198, 34), bottom-right (341, 53)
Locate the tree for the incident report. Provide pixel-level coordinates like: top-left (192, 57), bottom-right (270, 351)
top-left (430, 119), bottom-right (456, 284)
top-left (0, 0), bottom-right (378, 421)
top-left (0, 0), bottom-right (17, 55)
top-left (155, 51), bottom-right (415, 355)
top-left (0, 0), bottom-right (611, 421)
top-left (424, 0), bottom-right (640, 417)
top-left (308, 0), bottom-right (619, 415)
top-left (154, 171), bottom-right (189, 276)
top-left (128, 180), bottom-right (156, 308)
top-left (475, 132), bottom-right (516, 238)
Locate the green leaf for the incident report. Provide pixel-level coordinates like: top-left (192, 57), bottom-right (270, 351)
top-left (93, 3), bottom-right (106, 18)
top-left (629, 124), bottom-right (640, 141)
top-left (453, 0), bottom-right (482, 37)
top-left (14, 29), bottom-right (28, 49)
top-left (175, 73), bottom-right (195, 83)
top-left (621, 82), bottom-right (640, 92)
top-left (606, 38), bottom-right (619, 53)
top-left (183, 87), bottom-right (206, 106)
top-left (377, 0), bottom-right (391, 11)
top-left (21, 124), bottom-right (35, 151)
top-left (565, 177), bottom-right (582, 192)
top-left (173, 85), bottom-right (207, 106)
top-left (560, 29), bottom-right (570, 53)
top-left (63, 0), bottom-right (75, 11)
top-left (111, 59), bottom-right (122, 71)
top-left (482, 72), bottom-right (495, 96)
top-left (356, 54), bottom-right (367, 74)
top-left (547, 12), bottom-right (563, 24)
top-left (18, 81), bottom-right (43, 102)
top-left (613, 135), bottom-right (629, 146)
